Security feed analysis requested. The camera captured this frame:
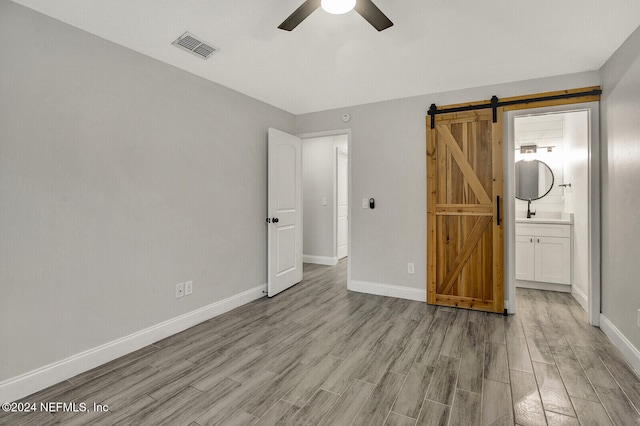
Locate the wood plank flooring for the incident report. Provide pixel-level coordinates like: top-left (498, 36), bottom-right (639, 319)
top-left (3, 259), bottom-right (640, 425)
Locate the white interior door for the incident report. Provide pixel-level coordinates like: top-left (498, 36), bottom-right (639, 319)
top-left (268, 128), bottom-right (303, 297)
top-left (336, 148), bottom-right (348, 259)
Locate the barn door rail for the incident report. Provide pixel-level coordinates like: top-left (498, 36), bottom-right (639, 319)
top-left (427, 88), bottom-right (602, 129)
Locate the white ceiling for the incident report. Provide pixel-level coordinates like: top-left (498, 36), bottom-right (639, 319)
top-left (12, 0), bottom-right (640, 114)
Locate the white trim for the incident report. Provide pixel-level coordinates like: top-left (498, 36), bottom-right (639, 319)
top-left (0, 284), bottom-right (266, 403)
top-left (303, 255), bottom-right (338, 266)
top-left (505, 111), bottom-right (516, 314)
top-left (350, 280), bottom-right (426, 302)
top-left (336, 147), bottom-right (349, 261)
top-left (572, 285), bottom-right (588, 312)
top-left (586, 103), bottom-right (601, 327)
top-left (515, 280), bottom-right (572, 293)
top-left (297, 128), bottom-right (352, 140)
top-left (600, 315), bottom-right (640, 377)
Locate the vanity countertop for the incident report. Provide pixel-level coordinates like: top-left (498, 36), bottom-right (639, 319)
top-left (515, 212), bottom-right (574, 224)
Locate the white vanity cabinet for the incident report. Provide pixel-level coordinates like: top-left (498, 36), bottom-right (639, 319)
top-left (515, 223), bottom-right (572, 285)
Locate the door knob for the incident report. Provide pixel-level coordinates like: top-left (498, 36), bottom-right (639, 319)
top-left (273, 218), bottom-right (279, 223)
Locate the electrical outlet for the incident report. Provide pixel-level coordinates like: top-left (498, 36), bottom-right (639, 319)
top-left (185, 280), bottom-right (193, 296)
top-left (175, 282), bottom-right (184, 298)
top-left (408, 263), bottom-right (415, 274)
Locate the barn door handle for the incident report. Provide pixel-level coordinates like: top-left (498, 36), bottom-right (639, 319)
top-left (496, 196), bottom-right (501, 225)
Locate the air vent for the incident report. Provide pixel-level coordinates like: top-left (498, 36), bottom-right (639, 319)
top-left (172, 32), bottom-right (218, 59)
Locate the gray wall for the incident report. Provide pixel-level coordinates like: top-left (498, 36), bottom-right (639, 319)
top-left (296, 72), bottom-right (600, 295)
top-left (0, 1), bottom-right (294, 381)
top-left (600, 24), bottom-right (640, 351)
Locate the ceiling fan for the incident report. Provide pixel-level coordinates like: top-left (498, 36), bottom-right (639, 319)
top-left (278, 0), bottom-right (393, 32)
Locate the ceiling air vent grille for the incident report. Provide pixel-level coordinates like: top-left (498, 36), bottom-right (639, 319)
top-left (172, 32), bottom-right (218, 59)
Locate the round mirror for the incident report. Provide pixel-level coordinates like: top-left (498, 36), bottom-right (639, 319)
top-left (515, 159), bottom-right (554, 200)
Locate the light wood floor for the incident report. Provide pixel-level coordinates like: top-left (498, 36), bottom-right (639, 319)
top-left (4, 259), bottom-right (640, 425)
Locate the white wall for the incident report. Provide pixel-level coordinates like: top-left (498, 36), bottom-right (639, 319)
top-left (302, 135), bottom-right (347, 263)
top-left (600, 23), bottom-right (640, 365)
top-left (295, 72), bottom-right (600, 300)
top-left (563, 111), bottom-right (590, 304)
top-left (0, 0), bottom-right (294, 394)
top-left (514, 114), bottom-right (566, 213)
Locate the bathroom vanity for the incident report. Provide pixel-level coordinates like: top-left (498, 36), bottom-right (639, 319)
top-left (514, 157), bottom-right (573, 290)
top-left (515, 213), bottom-right (573, 288)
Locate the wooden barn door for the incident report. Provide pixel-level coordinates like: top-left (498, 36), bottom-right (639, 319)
top-left (427, 108), bottom-right (504, 313)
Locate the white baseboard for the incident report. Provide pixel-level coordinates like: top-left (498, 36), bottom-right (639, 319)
top-left (600, 315), bottom-right (640, 377)
top-left (571, 285), bottom-right (588, 312)
top-left (0, 284), bottom-right (266, 403)
top-left (303, 255), bottom-right (338, 266)
top-left (515, 280), bottom-right (571, 293)
top-left (349, 280), bottom-right (426, 302)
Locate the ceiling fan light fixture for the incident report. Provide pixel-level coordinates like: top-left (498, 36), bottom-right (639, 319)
top-left (321, 0), bottom-right (356, 15)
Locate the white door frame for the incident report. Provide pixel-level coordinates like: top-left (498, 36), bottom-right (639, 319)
top-left (298, 129), bottom-right (352, 286)
top-left (505, 102), bottom-right (601, 326)
top-left (336, 147), bottom-right (349, 260)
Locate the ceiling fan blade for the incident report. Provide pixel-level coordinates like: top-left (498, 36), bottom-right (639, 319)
top-left (278, 0), bottom-right (322, 31)
top-left (354, 0), bottom-right (394, 31)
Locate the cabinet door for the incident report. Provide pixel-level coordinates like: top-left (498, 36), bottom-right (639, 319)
top-left (535, 237), bottom-right (571, 284)
top-left (515, 235), bottom-right (535, 281)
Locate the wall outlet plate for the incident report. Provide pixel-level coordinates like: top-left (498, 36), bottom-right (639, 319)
top-left (176, 282), bottom-right (185, 298)
top-left (185, 281), bottom-right (193, 296)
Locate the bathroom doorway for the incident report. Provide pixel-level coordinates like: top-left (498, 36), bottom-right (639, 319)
top-left (505, 102), bottom-right (600, 325)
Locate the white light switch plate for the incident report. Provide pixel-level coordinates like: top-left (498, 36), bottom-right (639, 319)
top-left (362, 198), bottom-right (368, 209)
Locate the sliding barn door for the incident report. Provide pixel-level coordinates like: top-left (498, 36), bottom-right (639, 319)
top-left (427, 108), bottom-right (504, 313)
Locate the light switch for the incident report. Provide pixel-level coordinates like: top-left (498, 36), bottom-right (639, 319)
top-left (362, 198), bottom-right (369, 209)
top-left (322, 197), bottom-right (327, 206)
